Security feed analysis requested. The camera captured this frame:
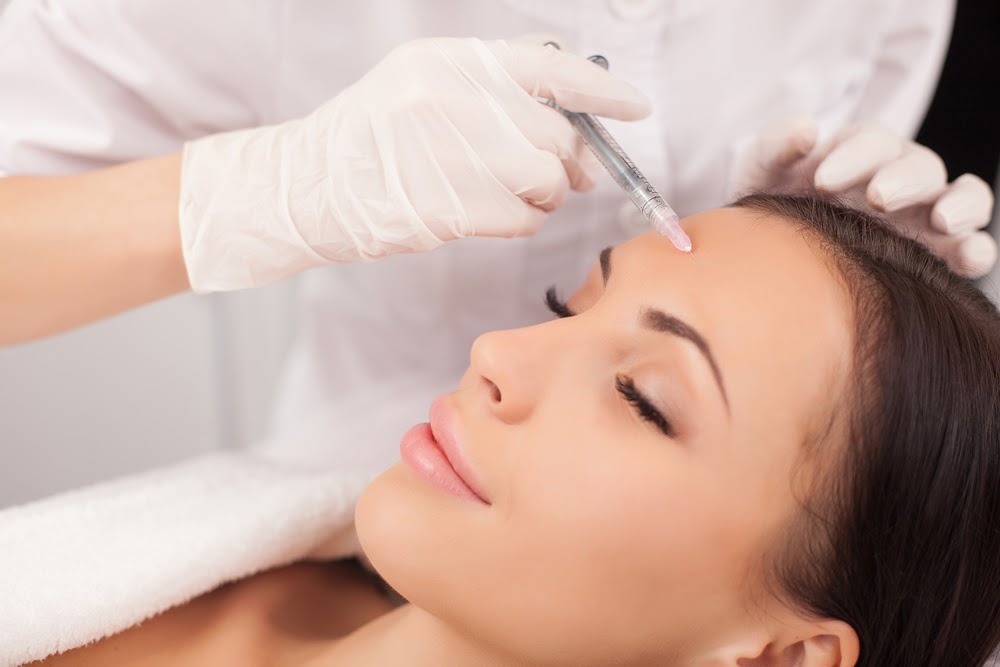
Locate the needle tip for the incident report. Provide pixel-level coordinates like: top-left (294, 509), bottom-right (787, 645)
top-left (648, 206), bottom-right (691, 253)
top-left (658, 219), bottom-right (692, 253)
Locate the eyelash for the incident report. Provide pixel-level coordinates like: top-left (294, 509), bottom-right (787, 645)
top-left (544, 287), bottom-right (574, 318)
top-left (616, 375), bottom-right (676, 438)
top-left (544, 288), bottom-right (676, 438)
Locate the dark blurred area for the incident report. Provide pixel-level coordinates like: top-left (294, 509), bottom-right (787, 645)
top-left (917, 0), bottom-right (1000, 189)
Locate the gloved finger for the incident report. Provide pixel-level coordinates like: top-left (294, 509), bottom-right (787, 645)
top-left (540, 127), bottom-right (600, 193)
top-left (954, 232), bottom-right (998, 278)
top-left (459, 185), bottom-right (551, 239)
top-left (504, 150), bottom-right (569, 213)
top-left (568, 137), bottom-right (601, 192)
top-left (929, 173), bottom-right (996, 235)
top-left (480, 68), bottom-right (598, 195)
top-left (490, 102), bottom-right (585, 205)
top-left (442, 149), bottom-right (554, 239)
top-left (731, 115), bottom-right (819, 193)
top-left (890, 209), bottom-right (997, 279)
top-left (897, 218), bottom-right (997, 278)
top-left (488, 39), bottom-right (652, 121)
top-left (924, 231), bottom-right (999, 279)
top-left (506, 93), bottom-right (585, 168)
top-left (508, 32), bottom-right (578, 54)
top-left (866, 145), bottom-right (948, 212)
top-left (751, 115), bottom-right (820, 173)
top-left (553, 123), bottom-right (601, 193)
top-left (814, 123), bottom-right (905, 193)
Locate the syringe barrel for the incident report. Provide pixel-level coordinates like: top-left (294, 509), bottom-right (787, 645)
top-left (548, 100), bottom-right (691, 252)
top-left (563, 111), bottom-right (662, 215)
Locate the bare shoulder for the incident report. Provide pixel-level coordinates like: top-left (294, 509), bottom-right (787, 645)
top-left (29, 559), bottom-right (395, 667)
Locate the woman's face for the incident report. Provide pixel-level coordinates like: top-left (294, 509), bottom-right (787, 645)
top-left (356, 207), bottom-right (854, 665)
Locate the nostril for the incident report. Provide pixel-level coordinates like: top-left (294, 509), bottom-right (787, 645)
top-left (485, 377), bottom-right (501, 403)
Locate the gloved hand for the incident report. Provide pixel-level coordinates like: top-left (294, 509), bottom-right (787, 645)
top-left (730, 116), bottom-right (997, 278)
top-left (179, 36), bottom-right (649, 292)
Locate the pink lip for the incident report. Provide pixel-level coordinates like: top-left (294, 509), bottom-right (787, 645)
top-left (399, 397), bottom-right (491, 506)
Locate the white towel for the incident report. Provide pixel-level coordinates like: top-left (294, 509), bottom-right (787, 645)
top-left (0, 451), bottom-right (372, 667)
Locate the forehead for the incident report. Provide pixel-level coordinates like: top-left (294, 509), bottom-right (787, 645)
top-left (612, 207), bottom-right (854, 441)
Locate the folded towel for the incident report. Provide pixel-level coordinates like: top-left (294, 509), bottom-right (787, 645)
top-left (0, 451), bottom-right (372, 666)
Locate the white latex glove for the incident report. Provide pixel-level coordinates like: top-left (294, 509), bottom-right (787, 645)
top-left (179, 36), bottom-right (649, 292)
top-left (730, 116), bottom-right (997, 278)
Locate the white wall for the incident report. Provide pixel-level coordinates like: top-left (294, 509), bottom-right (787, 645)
top-left (0, 282), bottom-right (298, 507)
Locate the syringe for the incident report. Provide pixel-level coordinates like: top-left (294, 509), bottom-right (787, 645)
top-left (542, 51), bottom-right (692, 253)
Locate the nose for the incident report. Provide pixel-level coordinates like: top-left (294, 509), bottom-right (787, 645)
top-left (468, 326), bottom-right (551, 424)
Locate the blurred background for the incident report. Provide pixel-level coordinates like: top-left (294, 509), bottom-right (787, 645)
top-left (0, 0), bottom-right (998, 507)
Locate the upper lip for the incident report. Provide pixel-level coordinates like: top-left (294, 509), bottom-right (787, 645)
top-left (429, 397), bottom-right (491, 505)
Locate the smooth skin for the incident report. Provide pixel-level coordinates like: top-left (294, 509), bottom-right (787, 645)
top-left (31, 208), bottom-right (859, 667)
top-left (38, 206), bottom-right (863, 666)
top-left (355, 206), bottom-right (859, 666)
top-left (31, 560), bottom-right (396, 667)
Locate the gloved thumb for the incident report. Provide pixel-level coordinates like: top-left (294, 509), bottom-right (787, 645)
top-left (487, 37), bottom-right (652, 120)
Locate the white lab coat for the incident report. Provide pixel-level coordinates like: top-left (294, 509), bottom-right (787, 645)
top-left (0, 0), bottom-right (954, 476)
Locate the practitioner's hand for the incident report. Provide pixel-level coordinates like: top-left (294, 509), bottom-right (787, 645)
top-left (730, 116), bottom-right (996, 278)
top-left (179, 36), bottom-right (649, 292)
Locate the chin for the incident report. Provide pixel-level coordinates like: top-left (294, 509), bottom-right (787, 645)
top-left (356, 462), bottom-right (488, 617)
top-left (355, 464), bottom-right (439, 599)
top-left (355, 464), bottom-right (405, 565)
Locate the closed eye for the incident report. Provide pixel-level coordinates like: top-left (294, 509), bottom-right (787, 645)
top-left (616, 375), bottom-right (676, 438)
top-left (545, 289), bottom-right (676, 439)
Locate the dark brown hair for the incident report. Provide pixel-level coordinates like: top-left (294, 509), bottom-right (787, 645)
top-left (734, 193), bottom-right (1000, 666)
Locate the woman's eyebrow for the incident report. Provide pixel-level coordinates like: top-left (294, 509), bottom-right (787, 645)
top-left (600, 245), bottom-right (730, 413)
top-left (642, 308), bottom-right (730, 414)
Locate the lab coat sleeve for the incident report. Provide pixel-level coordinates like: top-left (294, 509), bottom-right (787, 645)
top-left (0, 0), bottom-right (283, 176)
top-left (849, 0), bottom-right (955, 139)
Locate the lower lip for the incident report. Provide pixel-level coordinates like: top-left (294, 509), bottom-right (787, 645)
top-left (399, 422), bottom-right (486, 504)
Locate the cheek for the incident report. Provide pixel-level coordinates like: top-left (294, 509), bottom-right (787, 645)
top-left (470, 420), bottom-right (732, 651)
top-left (355, 422), bottom-right (782, 664)
top-left (487, 423), bottom-right (785, 643)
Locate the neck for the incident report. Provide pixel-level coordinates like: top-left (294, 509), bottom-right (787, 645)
top-left (315, 604), bottom-right (513, 667)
